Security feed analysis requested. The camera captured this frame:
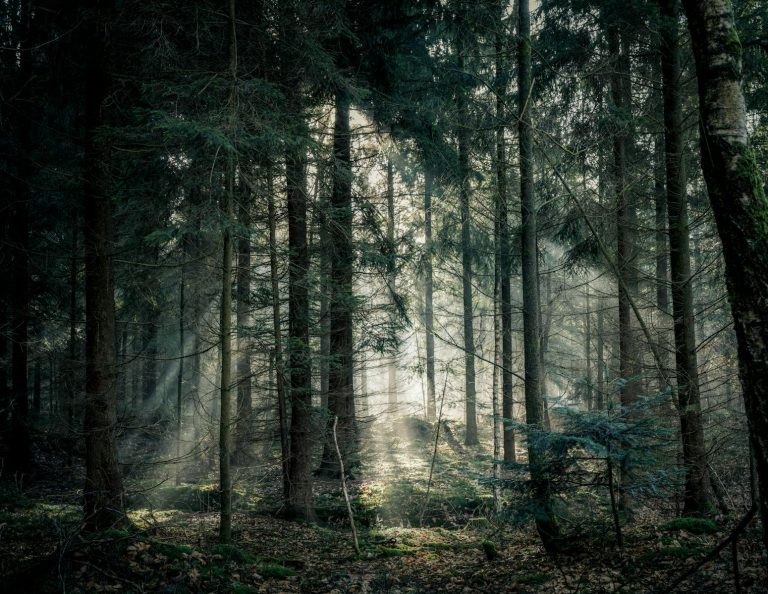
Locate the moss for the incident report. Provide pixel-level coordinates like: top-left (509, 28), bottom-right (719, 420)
top-left (376, 545), bottom-right (416, 558)
top-left (421, 541), bottom-right (474, 551)
top-left (231, 582), bottom-right (259, 594)
top-left (257, 562), bottom-right (296, 579)
top-left (153, 542), bottom-right (193, 560)
top-left (517, 572), bottom-right (552, 586)
top-left (724, 23), bottom-right (743, 62)
top-left (660, 517), bottom-right (719, 535)
top-left (210, 544), bottom-right (254, 564)
top-left (481, 540), bottom-right (499, 561)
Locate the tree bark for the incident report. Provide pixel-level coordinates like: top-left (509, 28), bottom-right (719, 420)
top-left (218, 0), bottom-right (237, 544)
top-left (234, 179), bottom-right (252, 466)
top-left (423, 171), bottom-right (436, 422)
top-left (659, 0), bottom-right (712, 515)
top-left (682, 0), bottom-right (768, 549)
top-left (518, 0), bottom-right (560, 551)
top-left (607, 20), bottom-right (639, 513)
top-left (456, 14), bottom-right (478, 446)
top-left (386, 156), bottom-right (398, 411)
top-left (267, 169), bottom-right (290, 502)
top-left (318, 88), bottom-right (356, 478)
top-left (82, 0), bottom-right (123, 531)
top-left (285, 127), bottom-right (314, 521)
top-left (495, 1), bottom-right (515, 464)
top-left (8, 0), bottom-right (33, 473)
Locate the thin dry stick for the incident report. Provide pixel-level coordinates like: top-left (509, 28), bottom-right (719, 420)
top-left (332, 416), bottom-right (360, 556)
top-left (420, 370), bottom-right (450, 527)
top-left (661, 506), bottom-right (756, 594)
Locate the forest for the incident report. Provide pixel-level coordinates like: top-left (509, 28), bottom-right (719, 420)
top-left (1, 0), bottom-right (768, 592)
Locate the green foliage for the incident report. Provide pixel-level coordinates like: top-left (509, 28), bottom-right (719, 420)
top-left (210, 544), bottom-right (255, 564)
top-left (376, 545), bottom-right (416, 558)
top-left (491, 397), bottom-right (678, 536)
top-left (153, 542), bottom-right (194, 560)
top-left (481, 540), bottom-right (499, 561)
top-left (256, 563), bottom-right (296, 579)
top-left (230, 583), bottom-right (259, 594)
top-left (517, 572), bottom-right (552, 586)
top-left (660, 517), bottom-right (719, 535)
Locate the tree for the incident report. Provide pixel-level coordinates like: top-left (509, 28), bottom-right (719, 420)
top-left (518, 0), bottom-right (560, 552)
top-left (318, 87), bottom-right (357, 478)
top-left (658, 0), bottom-right (712, 515)
top-left (455, 3), bottom-right (479, 447)
top-left (81, 0), bottom-right (124, 531)
top-left (683, 0), bottom-right (768, 550)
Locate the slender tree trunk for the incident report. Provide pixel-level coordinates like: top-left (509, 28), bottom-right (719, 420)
top-left (82, 0), bottom-right (123, 530)
top-left (539, 271), bottom-right (552, 431)
top-left (496, 2), bottom-right (515, 463)
top-left (492, 8), bottom-right (506, 496)
top-left (456, 18), bottom-right (478, 446)
top-left (659, 0), bottom-right (712, 516)
top-left (8, 0), bottom-right (33, 473)
top-left (234, 180), bottom-right (252, 466)
top-left (654, 134), bottom-right (673, 410)
top-left (319, 279), bottom-right (330, 410)
top-left (423, 171), bottom-right (436, 423)
top-left (386, 156), bottom-right (398, 411)
top-left (682, 0), bottom-right (768, 549)
top-left (66, 220), bottom-right (78, 432)
top-left (608, 20), bottom-right (639, 513)
top-left (585, 285), bottom-right (593, 411)
top-left (285, 130), bottom-right (314, 521)
top-left (518, 0), bottom-right (559, 551)
top-left (266, 169), bottom-right (290, 502)
top-left (117, 323), bottom-right (127, 405)
top-left (218, 0), bottom-right (237, 544)
top-left (596, 297), bottom-right (605, 411)
top-left (318, 88), bottom-right (356, 478)
top-left (33, 358), bottom-right (40, 416)
top-left (176, 267), bottom-right (184, 486)
top-left (0, 281), bottom-right (8, 430)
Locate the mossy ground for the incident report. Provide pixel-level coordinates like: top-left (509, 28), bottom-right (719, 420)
top-left (0, 416), bottom-right (765, 593)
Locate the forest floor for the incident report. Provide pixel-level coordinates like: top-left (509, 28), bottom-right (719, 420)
top-left (0, 415), bottom-right (766, 593)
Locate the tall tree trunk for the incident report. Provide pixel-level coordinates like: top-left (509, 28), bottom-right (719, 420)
top-left (496, 1), bottom-right (515, 464)
top-left (82, 0), bottom-right (123, 531)
top-left (654, 135), bottom-right (673, 407)
top-left (218, 0), bottom-right (237, 544)
top-left (596, 297), bottom-right (605, 411)
top-left (318, 88), bottom-right (356, 478)
top-left (682, 0), bottom-right (768, 549)
top-left (67, 219), bottom-right (78, 433)
top-left (0, 278), bottom-right (8, 431)
top-left (659, 0), bottom-right (712, 516)
top-left (423, 171), bottom-right (436, 422)
top-left (386, 156), bottom-right (398, 411)
top-left (234, 181), bottom-right (252, 466)
top-left (319, 278), bottom-right (330, 410)
top-left (285, 130), bottom-right (314, 521)
top-left (33, 358), bottom-right (41, 416)
top-left (456, 18), bottom-right (478, 446)
top-left (518, 0), bottom-right (560, 551)
top-left (608, 20), bottom-right (639, 513)
top-left (539, 271), bottom-right (552, 431)
top-left (176, 267), bottom-right (184, 486)
top-left (267, 169), bottom-right (290, 502)
top-left (585, 285), bottom-right (593, 411)
top-left (8, 0), bottom-right (33, 473)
